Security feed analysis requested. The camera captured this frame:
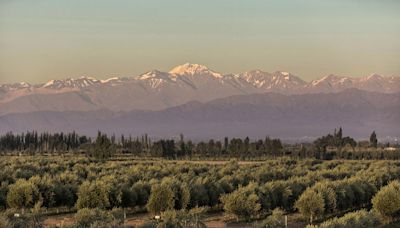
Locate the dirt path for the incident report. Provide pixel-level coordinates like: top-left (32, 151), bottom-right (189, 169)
top-left (42, 211), bottom-right (307, 228)
top-left (42, 214), bottom-right (74, 227)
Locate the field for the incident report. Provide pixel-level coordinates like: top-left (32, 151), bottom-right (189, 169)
top-left (0, 155), bottom-right (399, 227)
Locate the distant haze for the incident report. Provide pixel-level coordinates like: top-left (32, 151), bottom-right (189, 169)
top-left (1, 0), bottom-right (400, 84)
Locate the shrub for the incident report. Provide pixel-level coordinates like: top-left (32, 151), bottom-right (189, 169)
top-left (76, 181), bottom-right (110, 209)
top-left (147, 183), bottom-right (174, 214)
top-left (220, 182), bottom-right (261, 221)
top-left (372, 180), bottom-right (400, 220)
top-left (309, 209), bottom-right (381, 228)
top-left (74, 208), bottom-right (112, 228)
top-left (295, 187), bottom-right (324, 224)
top-left (0, 214), bottom-right (11, 228)
top-left (6, 179), bottom-right (40, 209)
top-left (258, 208), bottom-right (286, 228)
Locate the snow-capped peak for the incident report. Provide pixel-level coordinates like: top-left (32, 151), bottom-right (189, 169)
top-left (42, 77), bottom-right (100, 89)
top-left (169, 63), bottom-right (222, 78)
top-left (137, 70), bottom-right (169, 80)
top-left (19, 82), bottom-right (31, 87)
top-left (366, 73), bottom-right (383, 80)
top-left (101, 77), bottom-right (120, 83)
top-left (43, 80), bottom-right (56, 87)
top-left (311, 74), bottom-right (347, 86)
top-left (0, 82), bottom-right (32, 90)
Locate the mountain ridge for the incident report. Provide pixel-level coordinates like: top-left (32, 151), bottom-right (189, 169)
top-left (0, 89), bottom-right (398, 140)
top-left (0, 63), bottom-right (399, 115)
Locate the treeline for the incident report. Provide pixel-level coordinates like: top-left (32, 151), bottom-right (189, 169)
top-left (0, 129), bottom-right (399, 160)
top-left (0, 131), bottom-right (284, 159)
top-left (0, 131), bottom-right (89, 154)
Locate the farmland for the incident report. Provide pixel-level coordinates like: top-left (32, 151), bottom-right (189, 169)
top-left (0, 155), bottom-right (399, 227)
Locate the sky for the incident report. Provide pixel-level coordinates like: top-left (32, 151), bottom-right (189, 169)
top-left (0, 0), bottom-right (399, 84)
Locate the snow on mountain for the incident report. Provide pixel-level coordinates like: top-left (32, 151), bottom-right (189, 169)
top-left (308, 73), bottom-right (400, 93)
top-left (237, 70), bottom-right (306, 93)
top-left (0, 64), bottom-right (399, 115)
top-left (308, 74), bottom-right (354, 92)
top-left (0, 82), bottom-right (31, 91)
top-left (356, 74), bottom-right (400, 93)
top-left (169, 63), bottom-right (223, 78)
top-left (42, 76), bottom-right (101, 89)
top-left (135, 70), bottom-right (177, 88)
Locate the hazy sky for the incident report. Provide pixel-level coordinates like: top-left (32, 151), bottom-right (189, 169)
top-left (0, 0), bottom-right (399, 84)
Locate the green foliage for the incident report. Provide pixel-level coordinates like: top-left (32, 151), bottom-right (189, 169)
top-left (2, 208), bottom-right (42, 228)
top-left (147, 183), bottom-right (175, 214)
top-left (372, 180), bottom-right (400, 220)
top-left (0, 214), bottom-right (11, 228)
top-left (220, 182), bottom-right (261, 220)
top-left (295, 187), bottom-right (325, 223)
top-left (0, 156), bottom-right (399, 226)
top-left (260, 181), bottom-right (293, 211)
top-left (74, 208), bottom-right (113, 228)
top-left (1, 130), bottom-right (398, 160)
top-left (369, 131), bottom-right (378, 148)
top-left (132, 180), bottom-right (151, 207)
top-left (258, 208), bottom-right (286, 228)
top-left (309, 209), bottom-right (381, 228)
top-left (88, 131), bottom-right (116, 160)
top-left (160, 178), bottom-right (190, 210)
top-left (6, 179), bottom-right (40, 209)
top-left (157, 208), bottom-right (207, 228)
top-left (109, 207), bottom-right (126, 226)
top-left (313, 182), bottom-right (337, 214)
top-left (76, 181), bottom-right (110, 209)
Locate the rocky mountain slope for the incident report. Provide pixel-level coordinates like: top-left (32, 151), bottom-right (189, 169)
top-left (0, 63), bottom-right (399, 115)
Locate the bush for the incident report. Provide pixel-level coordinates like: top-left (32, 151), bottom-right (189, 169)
top-left (372, 180), bottom-right (400, 220)
top-left (220, 182), bottom-right (261, 221)
top-left (0, 214), bottom-right (11, 228)
top-left (109, 207), bottom-right (125, 225)
top-left (76, 181), bottom-right (110, 209)
top-left (295, 187), bottom-right (325, 224)
top-left (308, 209), bottom-right (381, 228)
top-left (258, 208), bottom-right (286, 228)
top-left (2, 208), bottom-right (39, 228)
top-left (74, 208), bottom-right (112, 228)
top-left (6, 179), bottom-right (40, 209)
top-left (147, 183), bottom-right (175, 214)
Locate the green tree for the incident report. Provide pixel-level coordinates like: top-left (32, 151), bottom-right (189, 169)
top-left (147, 183), bottom-right (174, 214)
top-left (6, 179), bottom-right (40, 210)
top-left (259, 208), bottom-right (286, 228)
top-left (313, 209), bottom-right (381, 228)
top-left (157, 177), bottom-right (190, 210)
top-left (369, 131), bottom-right (378, 148)
top-left (313, 183), bottom-right (337, 214)
top-left (76, 181), bottom-right (110, 209)
top-left (372, 180), bottom-right (400, 220)
top-left (220, 182), bottom-right (261, 221)
top-left (132, 181), bottom-right (151, 207)
top-left (295, 188), bottom-right (325, 224)
top-left (74, 208), bottom-right (113, 228)
top-left (89, 131), bottom-right (116, 160)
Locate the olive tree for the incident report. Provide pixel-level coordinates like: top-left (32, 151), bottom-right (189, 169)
top-left (295, 187), bottom-right (325, 224)
top-left (6, 179), bottom-right (40, 210)
top-left (76, 180), bottom-right (110, 209)
top-left (372, 180), bottom-right (400, 220)
top-left (146, 183), bottom-right (174, 214)
top-left (220, 182), bottom-right (261, 221)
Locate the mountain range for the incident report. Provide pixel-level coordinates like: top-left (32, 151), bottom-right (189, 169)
top-left (1, 63), bottom-right (399, 115)
top-left (0, 89), bottom-right (398, 140)
top-left (0, 63), bottom-right (399, 140)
